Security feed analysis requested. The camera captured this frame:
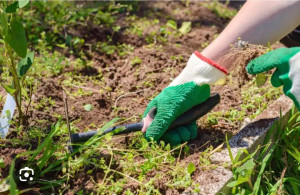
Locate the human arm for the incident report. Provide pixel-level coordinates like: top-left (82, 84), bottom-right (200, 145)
top-left (202, 0), bottom-right (300, 70)
top-left (142, 1), bottom-right (300, 145)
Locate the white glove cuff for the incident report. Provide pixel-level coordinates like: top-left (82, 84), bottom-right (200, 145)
top-left (169, 51), bottom-right (228, 86)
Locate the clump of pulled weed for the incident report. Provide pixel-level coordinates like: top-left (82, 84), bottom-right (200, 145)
top-left (222, 40), bottom-right (269, 87)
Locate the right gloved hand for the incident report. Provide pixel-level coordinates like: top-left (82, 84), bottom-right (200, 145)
top-left (246, 47), bottom-right (300, 109)
top-left (142, 51), bottom-right (228, 145)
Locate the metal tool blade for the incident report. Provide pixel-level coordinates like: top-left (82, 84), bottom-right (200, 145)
top-left (63, 91), bottom-right (74, 153)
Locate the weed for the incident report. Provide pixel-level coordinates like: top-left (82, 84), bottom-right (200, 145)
top-left (227, 108), bottom-right (300, 194)
top-left (131, 56), bottom-right (142, 67)
top-left (97, 42), bottom-right (134, 57)
top-left (204, 78), bottom-right (282, 129)
top-left (203, 0), bottom-right (237, 19)
top-left (2, 116), bottom-right (206, 194)
top-left (34, 97), bottom-right (56, 111)
top-left (33, 50), bottom-right (68, 77)
top-left (126, 17), bottom-right (159, 38)
top-left (84, 104), bottom-right (93, 112)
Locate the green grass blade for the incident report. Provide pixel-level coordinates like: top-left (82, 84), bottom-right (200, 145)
top-left (29, 121), bottom-right (61, 162)
top-left (253, 145), bottom-right (275, 194)
top-left (226, 133), bottom-right (234, 163)
top-left (9, 159), bottom-right (17, 195)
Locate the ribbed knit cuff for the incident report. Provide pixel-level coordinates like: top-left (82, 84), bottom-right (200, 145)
top-left (169, 51), bottom-right (228, 86)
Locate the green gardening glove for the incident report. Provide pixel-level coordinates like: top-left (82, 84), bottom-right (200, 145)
top-left (246, 47), bottom-right (300, 110)
top-left (143, 83), bottom-right (210, 145)
top-left (142, 51), bottom-right (228, 145)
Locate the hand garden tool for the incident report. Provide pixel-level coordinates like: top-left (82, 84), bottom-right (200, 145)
top-left (66, 93), bottom-right (220, 151)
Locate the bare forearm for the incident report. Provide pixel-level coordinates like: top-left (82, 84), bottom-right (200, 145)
top-left (201, 1), bottom-right (300, 70)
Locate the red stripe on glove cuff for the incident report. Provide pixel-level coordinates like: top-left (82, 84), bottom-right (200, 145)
top-left (194, 51), bottom-right (228, 75)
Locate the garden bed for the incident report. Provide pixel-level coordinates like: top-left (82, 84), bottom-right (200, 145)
top-left (0, 2), bottom-right (287, 194)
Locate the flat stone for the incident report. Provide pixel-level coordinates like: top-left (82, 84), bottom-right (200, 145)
top-left (210, 95), bottom-right (293, 165)
top-left (195, 167), bottom-right (232, 195)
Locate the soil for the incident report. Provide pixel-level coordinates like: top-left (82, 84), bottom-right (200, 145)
top-left (0, 2), bottom-right (285, 194)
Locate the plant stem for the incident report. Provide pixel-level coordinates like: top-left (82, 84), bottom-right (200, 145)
top-left (25, 84), bottom-right (33, 117)
top-left (0, 3), bottom-right (23, 125)
top-left (6, 43), bottom-right (23, 125)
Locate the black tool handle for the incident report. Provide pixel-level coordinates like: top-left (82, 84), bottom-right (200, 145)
top-left (168, 93), bottom-right (220, 129)
top-left (71, 93), bottom-right (220, 143)
top-left (71, 123), bottom-right (143, 143)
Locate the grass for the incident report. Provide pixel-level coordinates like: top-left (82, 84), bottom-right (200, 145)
top-left (227, 108), bottom-right (300, 194)
top-left (3, 119), bottom-right (204, 194)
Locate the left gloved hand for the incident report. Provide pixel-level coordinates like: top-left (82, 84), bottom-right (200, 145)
top-left (246, 47), bottom-right (300, 109)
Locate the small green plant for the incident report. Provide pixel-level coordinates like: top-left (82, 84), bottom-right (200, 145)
top-left (0, 1), bottom-right (33, 124)
top-left (165, 20), bottom-right (192, 35)
top-left (179, 21), bottom-right (192, 35)
top-left (97, 42), bottom-right (134, 56)
top-left (227, 109), bottom-right (300, 194)
top-left (84, 104), bottom-right (93, 112)
top-left (203, 1), bottom-right (237, 19)
top-left (131, 56), bottom-right (142, 66)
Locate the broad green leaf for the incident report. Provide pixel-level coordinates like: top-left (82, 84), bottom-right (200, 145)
top-left (179, 22), bottom-right (192, 34)
top-left (0, 12), bottom-right (8, 37)
top-left (187, 162), bottom-right (196, 174)
top-left (236, 158), bottom-right (255, 173)
top-left (5, 2), bottom-right (18, 13)
top-left (56, 43), bottom-right (67, 49)
top-left (160, 140), bottom-right (165, 149)
top-left (6, 19), bottom-right (27, 58)
top-left (1, 84), bottom-right (16, 95)
top-left (256, 73), bottom-right (267, 87)
top-left (18, 0), bottom-right (30, 8)
top-left (86, 170), bottom-right (93, 174)
top-left (0, 39), bottom-right (5, 44)
top-left (0, 158), bottom-right (5, 168)
top-left (17, 51), bottom-right (34, 77)
top-left (229, 159), bottom-right (255, 187)
top-left (5, 110), bottom-right (11, 119)
top-left (166, 20), bottom-right (177, 30)
top-left (165, 144), bottom-right (171, 151)
top-left (84, 104), bottom-right (93, 112)
top-left (227, 180), bottom-right (240, 188)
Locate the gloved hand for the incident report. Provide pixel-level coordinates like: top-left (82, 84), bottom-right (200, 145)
top-left (246, 47), bottom-right (300, 110)
top-left (142, 51), bottom-right (228, 145)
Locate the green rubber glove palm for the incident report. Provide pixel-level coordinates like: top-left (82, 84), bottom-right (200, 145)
top-left (142, 51), bottom-right (228, 146)
top-left (143, 82), bottom-right (210, 146)
top-left (246, 47), bottom-right (300, 109)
